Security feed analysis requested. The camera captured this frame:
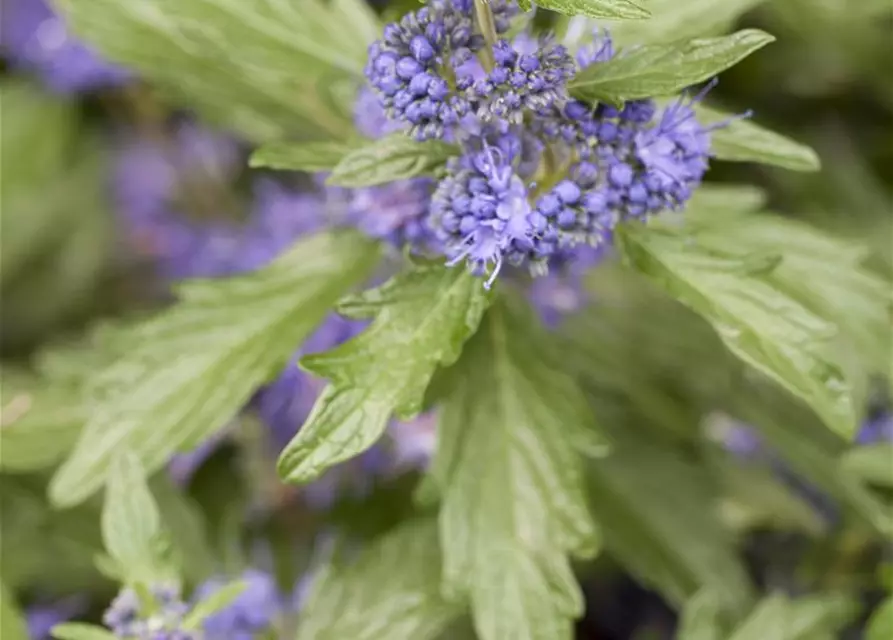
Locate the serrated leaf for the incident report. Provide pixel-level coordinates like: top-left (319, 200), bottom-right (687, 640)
top-left (182, 580), bottom-right (247, 630)
top-left (0, 368), bottom-right (84, 472)
top-left (278, 263), bottom-right (490, 483)
top-left (51, 623), bottom-right (116, 640)
top-left (840, 445), bottom-right (893, 488)
top-left (50, 231), bottom-right (379, 507)
top-left (868, 598), bottom-right (893, 640)
top-left (0, 583), bottom-right (28, 640)
top-left (249, 139), bottom-right (363, 173)
top-left (55, 0), bottom-right (373, 141)
top-left (617, 219), bottom-right (861, 438)
top-left (296, 518), bottom-right (462, 640)
top-left (102, 452), bottom-right (170, 584)
top-left (570, 30), bottom-right (774, 104)
top-left (432, 295), bottom-right (609, 640)
top-left (586, 428), bottom-right (752, 614)
top-left (327, 134), bottom-right (458, 188)
top-left (677, 591), bottom-right (724, 640)
top-left (537, 0), bottom-right (649, 20)
top-left (697, 106), bottom-right (822, 171)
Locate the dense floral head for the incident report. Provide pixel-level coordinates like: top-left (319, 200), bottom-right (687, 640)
top-left (102, 583), bottom-right (193, 639)
top-left (1, 0), bottom-right (131, 92)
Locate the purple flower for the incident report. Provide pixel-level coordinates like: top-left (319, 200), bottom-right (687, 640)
top-left (103, 584), bottom-right (193, 639)
top-left (195, 570), bottom-right (282, 640)
top-left (26, 597), bottom-right (86, 640)
top-left (1, 0), bottom-right (131, 92)
top-left (857, 411), bottom-right (893, 444)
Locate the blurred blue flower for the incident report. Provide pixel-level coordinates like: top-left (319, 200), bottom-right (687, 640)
top-left (195, 570), bottom-right (282, 640)
top-left (1, 0), bottom-right (131, 92)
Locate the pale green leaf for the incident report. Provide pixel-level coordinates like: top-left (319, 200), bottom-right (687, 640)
top-left (249, 140), bottom-right (363, 173)
top-left (50, 231), bottom-right (379, 507)
top-left (150, 476), bottom-right (216, 582)
top-left (617, 219), bottom-right (861, 438)
top-left (698, 105), bottom-right (822, 171)
top-left (562, 0), bottom-right (769, 48)
top-left (867, 598), bottom-right (893, 640)
top-left (51, 623), bottom-right (116, 640)
top-left (685, 184), bottom-right (768, 216)
top-left (569, 30), bottom-right (774, 104)
top-left (296, 518), bottom-right (462, 640)
top-left (0, 583), bottom-right (28, 640)
top-left (537, 0), bottom-right (649, 20)
top-left (102, 452), bottom-right (170, 584)
top-left (55, 0), bottom-right (373, 141)
top-left (182, 580), bottom-right (247, 630)
top-left (433, 295), bottom-right (608, 640)
top-left (677, 591), bottom-right (724, 640)
top-left (327, 134), bottom-right (458, 188)
top-left (0, 368), bottom-right (84, 472)
top-left (840, 445), bottom-right (893, 488)
top-left (278, 263), bottom-right (490, 483)
top-left (586, 429), bottom-right (752, 613)
top-left (728, 593), bottom-right (858, 640)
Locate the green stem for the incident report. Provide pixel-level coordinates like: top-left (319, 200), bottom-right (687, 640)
top-left (474, 0), bottom-right (498, 72)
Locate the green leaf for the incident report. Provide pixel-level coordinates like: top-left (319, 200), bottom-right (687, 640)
top-left (248, 139), bottom-right (363, 173)
top-left (0, 368), bottom-right (84, 472)
top-left (51, 623), bottom-right (117, 640)
top-left (296, 518), bottom-right (462, 640)
top-left (0, 583), bottom-right (28, 640)
top-left (677, 591), bottom-right (724, 640)
top-left (586, 428), bottom-right (752, 614)
top-left (102, 452), bottom-right (171, 584)
top-left (580, 0), bottom-right (770, 46)
top-left (728, 593), bottom-right (859, 640)
top-left (182, 580), bottom-right (247, 630)
top-left (432, 295), bottom-right (608, 640)
top-left (617, 218), bottom-right (862, 438)
top-left (150, 476), bottom-right (216, 582)
top-left (868, 598), bottom-right (893, 640)
top-left (327, 134), bottom-right (458, 188)
top-left (685, 184), bottom-right (768, 216)
top-left (55, 0), bottom-right (374, 141)
top-left (697, 105), bottom-right (822, 171)
top-left (569, 30), bottom-right (774, 104)
top-left (278, 263), bottom-right (490, 483)
top-left (536, 0), bottom-right (649, 20)
top-left (840, 445), bottom-right (893, 488)
top-left (50, 231), bottom-right (379, 507)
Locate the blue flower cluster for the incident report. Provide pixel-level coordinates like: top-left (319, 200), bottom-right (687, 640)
top-left (102, 584), bottom-right (193, 639)
top-left (363, 1), bottom-right (735, 288)
top-left (195, 570), bottom-right (282, 640)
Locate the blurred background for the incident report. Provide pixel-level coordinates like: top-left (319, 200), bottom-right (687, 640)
top-left (1, 0), bottom-right (891, 638)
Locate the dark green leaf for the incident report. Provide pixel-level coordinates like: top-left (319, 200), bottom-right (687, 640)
top-left (51, 623), bottom-right (116, 640)
top-left (102, 452), bottom-right (172, 584)
top-left (840, 445), bottom-right (893, 488)
top-left (50, 231), bottom-right (379, 507)
top-left (432, 295), bottom-right (608, 640)
top-left (296, 518), bottom-right (462, 640)
top-left (698, 105), bottom-right (822, 171)
top-left (586, 429), bottom-right (752, 613)
top-left (278, 263), bottom-right (490, 483)
top-left (249, 140), bottom-right (363, 173)
top-left (327, 134), bottom-right (458, 188)
top-left (617, 217), bottom-right (867, 438)
top-left (56, 0), bottom-right (376, 141)
top-left (537, 0), bottom-right (649, 20)
top-left (0, 583), bottom-right (28, 640)
top-left (569, 30), bottom-right (774, 104)
top-left (0, 368), bottom-right (84, 472)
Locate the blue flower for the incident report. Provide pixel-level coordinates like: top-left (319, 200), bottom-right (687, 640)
top-left (1, 0), bottom-right (131, 93)
top-left (102, 584), bottom-right (193, 639)
top-left (195, 570), bottom-right (282, 640)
